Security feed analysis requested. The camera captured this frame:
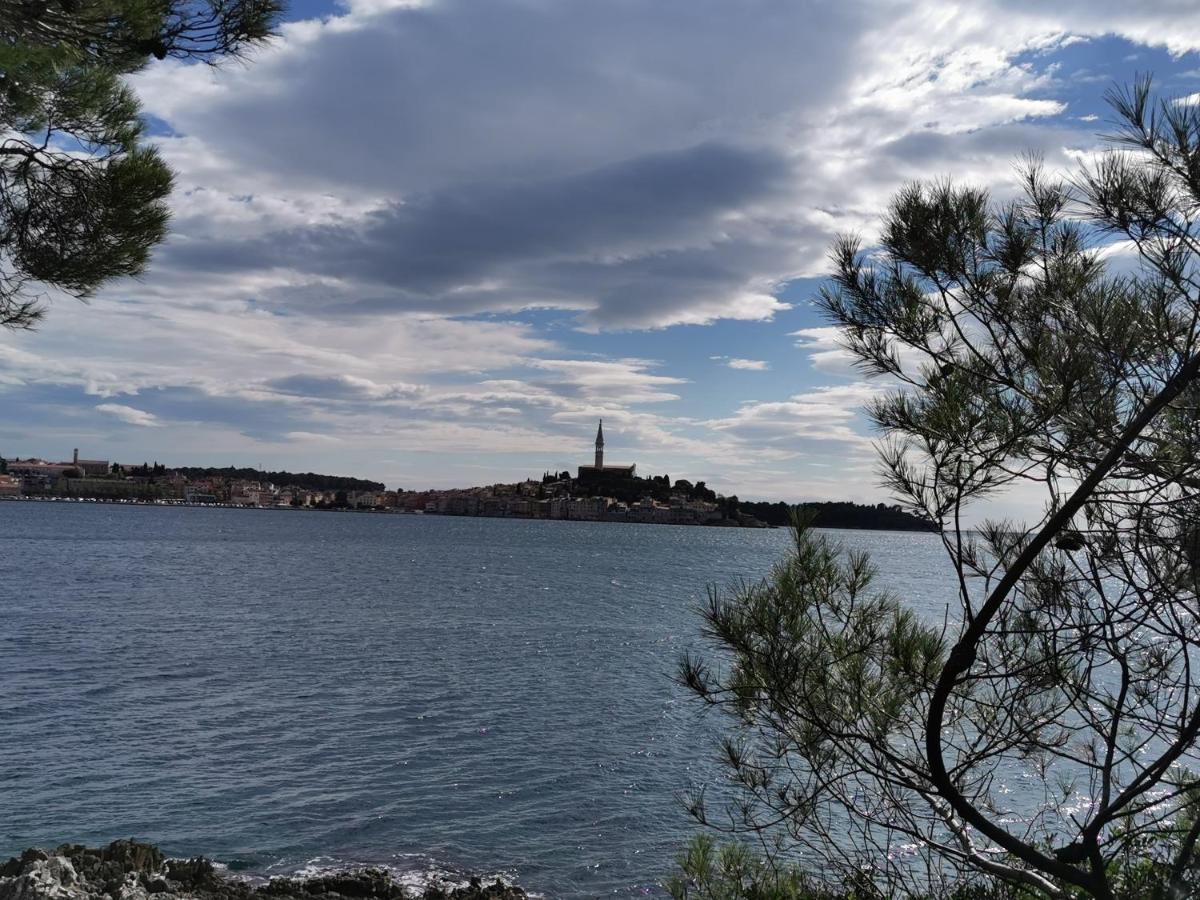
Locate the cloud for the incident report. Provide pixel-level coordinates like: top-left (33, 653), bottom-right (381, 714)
top-left (1, 295), bottom-right (553, 402)
top-left (283, 431), bottom-right (343, 443)
top-left (725, 358), bottom-right (770, 371)
top-left (135, 0), bottom-right (867, 196)
top-left (9, 0), bottom-right (1200, 512)
top-left (526, 358), bottom-right (688, 404)
top-left (95, 404), bottom-right (163, 428)
top-left (264, 374), bottom-right (424, 403)
top-left (791, 327), bottom-right (860, 376)
top-left (123, 0), bottom-right (1165, 335)
top-left (706, 383), bottom-right (887, 455)
top-left (156, 142), bottom-right (798, 328)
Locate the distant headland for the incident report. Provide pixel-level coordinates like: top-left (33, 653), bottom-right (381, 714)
top-left (0, 426), bottom-right (937, 532)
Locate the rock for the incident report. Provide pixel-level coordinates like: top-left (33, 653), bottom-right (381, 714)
top-left (41, 860), bottom-right (75, 890)
top-left (115, 873), bottom-right (149, 900)
top-left (263, 868), bottom-right (407, 900)
top-left (101, 842), bottom-right (163, 877)
top-left (46, 840), bottom-right (162, 889)
top-left (0, 857), bottom-right (86, 900)
top-left (419, 875), bottom-right (526, 900)
top-left (164, 857), bottom-right (217, 891)
top-left (143, 876), bottom-right (172, 895)
top-left (0, 844), bottom-right (528, 900)
top-left (0, 851), bottom-right (48, 880)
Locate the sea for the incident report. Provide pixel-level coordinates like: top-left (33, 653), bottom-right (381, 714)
top-left (0, 503), bottom-right (958, 898)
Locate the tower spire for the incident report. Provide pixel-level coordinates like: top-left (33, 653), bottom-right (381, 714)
top-left (594, 419), bottom-right (604, 468)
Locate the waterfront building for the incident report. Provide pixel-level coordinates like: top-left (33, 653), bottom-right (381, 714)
top-left (567, 496), bottom-right (609, 520)
top-left (344, 490), bottom-right (379, 509)
top-left (67, 449), bottom-right (111, 477)
top-left (8, 459), bottom-right (78, 492)
top-left (57, 477), bottom-right (168, 501)
top-left (627, 498), bottom-right (673, 524)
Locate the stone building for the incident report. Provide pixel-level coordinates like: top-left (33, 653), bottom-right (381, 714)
top-left (576, 420), bottom-right (636, 481)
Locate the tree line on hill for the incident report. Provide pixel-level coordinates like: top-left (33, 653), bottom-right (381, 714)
top-left (174, 466), bottom-right (384, 493)
top-left (545, 469), bottom-right (937, 530)
top-left (737, 499), bottom-right (938, 531)
top-left (546, 469), bottom-right (723, 505)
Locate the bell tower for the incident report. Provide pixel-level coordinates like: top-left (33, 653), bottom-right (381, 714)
top-left (594, 419), bottom-right (604, 469)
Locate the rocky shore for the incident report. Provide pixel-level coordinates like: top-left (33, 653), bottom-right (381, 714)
top-left (0, 842), bottom-right (527, 900)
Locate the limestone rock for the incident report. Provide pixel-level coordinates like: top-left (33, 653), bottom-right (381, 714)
top-left (0, 856), bottom-right (86, 900)
top-left (0, 843), bottom-right (527, 900)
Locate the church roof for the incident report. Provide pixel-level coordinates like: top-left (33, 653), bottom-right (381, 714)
top-left (577, 463), bottom-right (636, 475)
top-left (595, 419), bottom-right (604, 446)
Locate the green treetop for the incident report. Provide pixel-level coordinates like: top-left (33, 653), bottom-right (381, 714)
top-left (0, 0), bottom-right (283, 329)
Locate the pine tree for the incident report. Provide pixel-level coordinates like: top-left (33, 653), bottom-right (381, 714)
top-left (0, 0), bottom-right (282, 328)
top-left (680, 78), bottom-right (1200, 900)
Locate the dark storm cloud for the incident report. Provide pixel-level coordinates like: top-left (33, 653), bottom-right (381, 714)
top-left (153, 0), bottom-right (867, 194)
top-left (161, 142), bottom-right (800, 326)
top-left (133, 0), bottom-right (883, 328)
top-left (131, 0), bottom-right (1200, 334)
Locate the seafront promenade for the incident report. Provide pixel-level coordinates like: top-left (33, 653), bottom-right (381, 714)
top-left (0, 492), bottom-right (766, 527)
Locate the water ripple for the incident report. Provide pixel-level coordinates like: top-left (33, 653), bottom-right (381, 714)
top-left (0, 504), bottom-right (954, 898)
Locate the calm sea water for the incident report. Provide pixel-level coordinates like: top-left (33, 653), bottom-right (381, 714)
top-left (0, 504), bottom-right (955, 897)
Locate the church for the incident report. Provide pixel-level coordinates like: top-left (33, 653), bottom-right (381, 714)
top-left (576, 420), bottom-right (636, 481)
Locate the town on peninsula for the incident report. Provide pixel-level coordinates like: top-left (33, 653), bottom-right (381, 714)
top-left (0, 421), bottom-right (935, 531)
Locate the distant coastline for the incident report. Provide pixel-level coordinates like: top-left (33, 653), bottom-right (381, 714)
top-left (0, 493), bottom-right (938, 533)
top-left (0, 449), bottom-right (937, 532)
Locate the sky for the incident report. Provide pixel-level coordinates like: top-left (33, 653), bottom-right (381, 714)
top-left (4, 0), bottom-right (1200, 509)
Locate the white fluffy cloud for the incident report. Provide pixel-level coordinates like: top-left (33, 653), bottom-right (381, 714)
top-left (95, 404), bottom-right (162, 428)
top-left (707, 383), bottom-right (886, 452)
top-left (713, 357), bottom-right (770, 371)
top-left (790, 327), bottom-right (859, 376)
